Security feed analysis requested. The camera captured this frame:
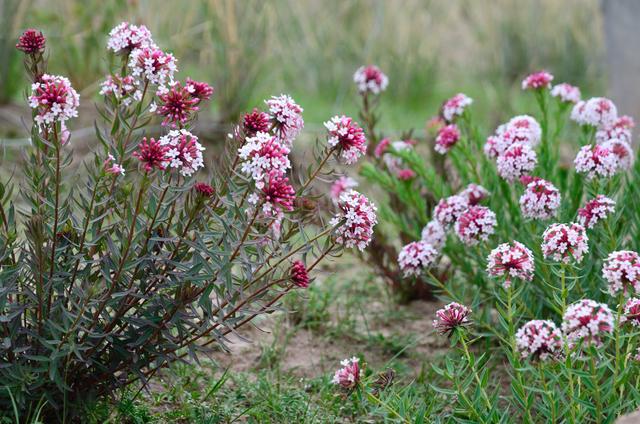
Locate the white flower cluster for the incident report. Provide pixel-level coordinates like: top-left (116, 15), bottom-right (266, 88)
top-left (577, 195), bottom-right (615, 229)
top-left (29, 74), bottom-right (80, 127)
top-left (128, 47), bottom-right (178, 91)
top-left (454, 206), bottom-right (497, 246)
top-left (550, 83), bottom-right (581, 104)
top-left (239, 131), bottom-right (291, 188)
top-left (353, 65), bottom-right (389, 95)
top-left (515, 320), bottom-right (562, 361)
top-left (571, 97), bottom-right (618, 127)
top-left (602, 250), bottom-right (640, 296)
top-left (573, 144), bottom-right (618, 180)
top-left (330, 190), bottom-right (378, 251)
top-left (562, 299), bottom-right (614, 347)
top-left (397, 241), bottom-right (439, 277)
top-left (265, 94), bottom-right (304, 146)
top-left (433, 195), bottom-right (469, 227)
top-left (442, 93), bottom-right (473, 122)
top-left (158, 129), bottom-right (205, 176)
top-left (486, 241), bottom-right (535, 288)
top-left (519, 178), bottom-right (561, 220)
top-left (496, 143), bottom-right (538, 181)
top-left (541, 223), bottom-right (589, 264)
top-left (107, 22), bottom-right (155, 53)
top-left (421, 220), bottom-right (446, 249)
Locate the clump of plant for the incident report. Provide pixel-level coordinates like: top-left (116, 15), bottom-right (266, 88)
top-left (0, 24), bottom-right (378, 420)
top-left (351, 67), bottom-right (640, 420)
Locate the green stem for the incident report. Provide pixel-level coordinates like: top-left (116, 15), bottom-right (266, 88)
top-left (459, 332), bottom-right (493, 411)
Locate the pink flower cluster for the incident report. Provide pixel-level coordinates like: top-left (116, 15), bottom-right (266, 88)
top-left (324, 115), bottom-right (367, 164)
top-left (398, 241), bottom-right (438, 277)
top-left (332, 357), bottom-right (362, 389)
top-left (460, 184), bottom-right (489, 205)
top-left (194, 182), bottom-right (215, 198)
top-left (380, 140), bottom-right (416, 180)
top-left (290, 260), bottom-right (310, 288)
top-left (100, 75), bottom-right (137, 106)
top-left (486, 241), bottom-right (535, 288)
top-left (134, 137), bottom-right (170, 172)
top-left (330, 176), bottom-right (358, 204)
top-left (454, 206), bottom-right (497, 246)
top-left (434, 124), bottom-right (461, 154)
top-left (104, 154), bottom-right (125, 176)
top-left (434, 195), bottom-right (469, 228)
top-left (596, 115), bottom-right (634, 145)
top-left (541, 223), bottom-right (589, 264)
top-left (602, 250), bottom-right (640, 296)
top-left (156, 80), bottom-right (213, 127)
top-left (128, 46), bottom-right (177, 90)
top-left (571, 97), bottom-right (618, 128)
top-left (515, 320), bottom-right (562, 361)
top-left (421, 220), bottom-right (446, 249)
top-left (561, 299), bottom-right (614, 347)
top-left (433, 302), bottom-right (472, 336)
top-left (573, 144), bottom-right (618, 180)
top-left (330, 190), bottom-right (378, 251)
top-left (496, 143), bottom-right (538, 181)
top-left (550, 83), bottom-right (581, 104)
top-left (353, 65), bottom-right (388, 95)
top-left (266, 94), bottom-right (304, 146)
top-left (29, 74), bottom-right (80, 128)
top-left (441, 93), bottom-right (473, 122)
top-left (249, 171), bottom-right (296, 216)
top-left (521, 70), bottom-right (553, 91)
top-left (16, 29), bottom-right (46, 54)
top-left (577, 195), bottom-right (615, 229)
top-left (622, 298), bottom-right (640, 327)
top-left (242, 108), bottom-right (272, 137)
top-left (158, 129), bottom-right (205, 176)
top-left (519, 178), bottom-right (561, 220)
top-left (486, 116), bottom-right (542, 160)
top-left (602, 138), bottom-right (634, 170)
top-left (107, 22), bottom-right (155, 54)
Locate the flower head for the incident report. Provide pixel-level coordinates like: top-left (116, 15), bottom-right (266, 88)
top-left (516, 320), bottom-right (562, 361)
top-left (193, 182), bottom-right (215, 198)
top-left (434, 195), bottom-right (469, 228)
top-left (128, 46), bottom-right (177, 89)
top-left (374, 137), bottom-right (391, 158)
top-left (441, 93), bottom-right (473, 122)
top-left (330, 190), bottom-right (377, 251)
top-left (434, 124), bottom-right (461, 154)
top-left (100, 75), bottom-right (137, 106)
top-left (497, 142), bottom-right (538, 181)
top-left (242, 108), bottom-right (272, 137)
top-left (353, 65), bottom-right (388, 94)
top-left (571, 97), bottom-right (618, 127)
top-left (484, 135), bottom-right (501, 159)
top-left (522, 70), bottom-right (554, 90)
top-left (330, 176), bottom-right (358, 204)
top-left (398, 241), bottom-right (438, 277)
top-left (332, 357), bottom-right (362, 389)
top-left (499, 115), bottom-right (542, 147)
top-left (290, 260), bottom-right (310, 288)
top-left (577, 195), bottom-right (615, 229)
top-left (158, 129), bottom-right (205, 176)
top-left (249, 170), bottom-right (296, 216)
top-left (29, 74), bottom-right (80, 128)
top-left (550, 83), bottom-right (581, 103)
top-left (421, 220), bottom-right (446, 249)
top-left (133, 137), bottom-right (170, 172)
top-left (487, 241), bottom-right (535, 288)
top-left (156, 82), bottom-right (201, 127)
top-left (602, 250), bottom-right (640, 296)
top-left (574, 144), bottom-right (618, 180)
top-left (107, 22), bottom-right (155, 54)
top-left (185, 78), bottom-right (214, 102)
top-left (324, 115), bottom-right (367, 164)
top-left (265, 94), bottom-right (304, 145)
top-left (596, 115), bottom-right (634, 145)
top-left (562, 299), bottom-right (614, 347)
top-left (622, 298), bottom-right (640, 327)
top-left (104, 154), bottom-right (125, 176)
top-left (541, 223), bottom-right (588, 264)
top-left (602, 138), bottom-right (634, 170)
top-left (239, 132), bottom-right (291, 187)
top-left (454, 206), bottom-right (497, 246)
top-left (16, 29), bottom-right (46, 54)
top-left (459, 184), bottom-right (489, 206)
top-left (519, 178), bottom-right (561, 220)
top-left (433, 302), bottom-right (472, 336)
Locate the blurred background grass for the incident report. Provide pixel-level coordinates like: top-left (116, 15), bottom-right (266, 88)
top-left (0, 0), bottom-right (604, 141)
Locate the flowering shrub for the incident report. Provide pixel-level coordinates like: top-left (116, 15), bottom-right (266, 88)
top-left (354, 66), bottom-right (640, 420)
top-left (0, 26), bottom-right (377, 419)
